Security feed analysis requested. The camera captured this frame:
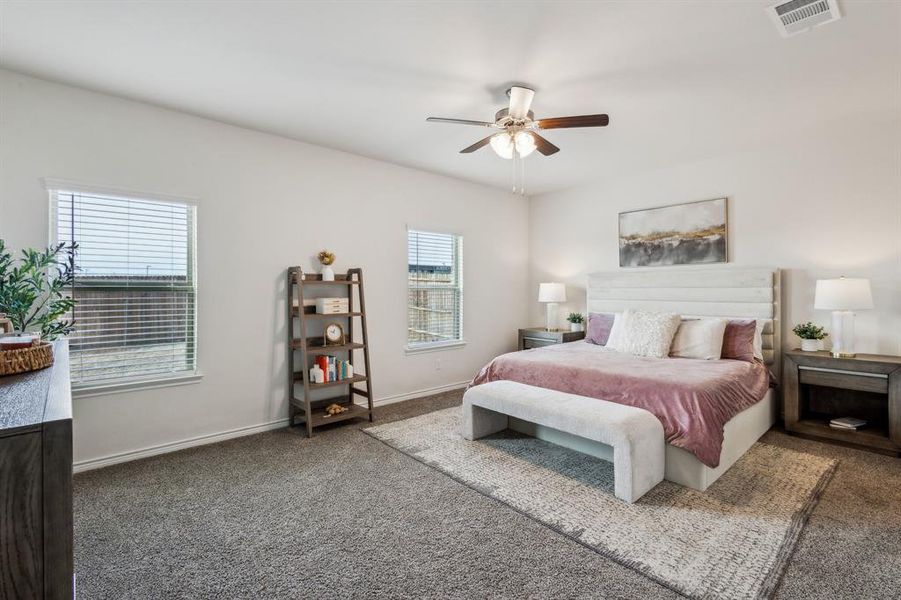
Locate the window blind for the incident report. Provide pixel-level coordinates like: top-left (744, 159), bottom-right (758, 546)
top-left (51, 189), bottom-right (197, 387)
top-left (407, 229), bottom-right (462, 347)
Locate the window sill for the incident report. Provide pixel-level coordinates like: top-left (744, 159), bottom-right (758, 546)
top-left (72, 373), bottom-right (203, 399)
top-left (405, 340), bottom-right (467, 355)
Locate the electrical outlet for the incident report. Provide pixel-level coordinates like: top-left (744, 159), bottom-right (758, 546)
top-left (435, 358), bottom-right (442, 371)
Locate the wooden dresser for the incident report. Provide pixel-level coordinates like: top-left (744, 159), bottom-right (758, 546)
top-left (0, 340), bottom-right (74, 599)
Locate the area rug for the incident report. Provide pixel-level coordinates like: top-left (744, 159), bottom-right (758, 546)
top-left (364, 407), bottom-right (837, 600)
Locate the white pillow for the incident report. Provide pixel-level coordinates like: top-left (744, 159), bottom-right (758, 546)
top-left (605, 312), bottom-right (625, 348)
top-left (605, 309), bottom-right (682, 358)
top-left (670, 318), bottom-right (728, 360)
top-left (753, 320), bottom-right (765, 361)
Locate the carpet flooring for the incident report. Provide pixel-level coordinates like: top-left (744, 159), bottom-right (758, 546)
top-left (73, 390), bottom-right (901, 599)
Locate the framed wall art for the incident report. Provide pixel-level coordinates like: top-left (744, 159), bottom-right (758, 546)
top-left (618, 198), bottom-right (727, 267)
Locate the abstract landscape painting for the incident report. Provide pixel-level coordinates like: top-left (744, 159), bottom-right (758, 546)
top-left (619, 198), bottom-right (727, 267)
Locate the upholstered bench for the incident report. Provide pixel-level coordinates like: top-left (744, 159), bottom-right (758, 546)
top-left (462, 380), bottom-right (665, 503)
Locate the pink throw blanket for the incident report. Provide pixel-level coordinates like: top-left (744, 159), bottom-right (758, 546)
top-left (469, 342), bottom-right (770, 468)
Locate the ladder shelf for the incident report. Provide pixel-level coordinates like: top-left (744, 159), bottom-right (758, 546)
top-left (287, 267), bottom-right (374, 436)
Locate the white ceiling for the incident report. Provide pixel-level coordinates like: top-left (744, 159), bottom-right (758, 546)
top-left (1, 1), bottom-right (899, 195)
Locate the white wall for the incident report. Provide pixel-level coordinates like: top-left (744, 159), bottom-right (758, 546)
top-left (0, 70), bottom-right (529, 465)
top-left (529, 118), bottom-right (901, 356)
top-left (4, 66), bottom-right (899, 468)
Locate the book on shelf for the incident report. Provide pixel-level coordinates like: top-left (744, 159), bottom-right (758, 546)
top-left (313, 355), bottom-right (353, 383)
top-left (829, 417), bottom-right (867, 430)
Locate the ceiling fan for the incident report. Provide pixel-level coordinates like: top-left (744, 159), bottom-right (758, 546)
top-left (426, 86), bottom-right (609, 159)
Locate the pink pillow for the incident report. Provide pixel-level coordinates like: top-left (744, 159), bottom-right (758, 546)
top-left (721, 319), bottom-right (757, 362)
top-left (586, 313), bottom-right (616, 345)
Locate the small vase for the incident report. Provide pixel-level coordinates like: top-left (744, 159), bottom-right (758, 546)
top-left (309, 364), bottom-right (325, 384)
top-left (0, 313), bottom-right (13, 335)
top-left (800, 339), bottom-right (819, 352)
top-left (570, 323), bottom-right (584, 333)
top-left (320, 265), bottom-right (335, 281)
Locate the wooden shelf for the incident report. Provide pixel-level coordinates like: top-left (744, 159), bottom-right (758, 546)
top-left (289, 399), bottom-right (370, 428)
top-left (292, 396), bottom-right (359, 410)
top-left (292, 373), bottom-right (369, 388)
top-left (310, 403), bottom-right (369, 427)
top-left (292, 337), bottom-right (365, 352)
top-left (292, 273), bottom-right (360, 285)
top-left (792, 418), bottom-right (895, 452)
top-left (292, 308), bottom-right (363, 318)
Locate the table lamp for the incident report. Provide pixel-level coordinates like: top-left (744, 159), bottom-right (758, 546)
top-left (814, 277), bottom-right (873, 358)
top-left (538, 282), bottom-right (566, 331)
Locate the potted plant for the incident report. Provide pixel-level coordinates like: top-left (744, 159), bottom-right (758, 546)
top-left (317, 250), bottom-right (336, 281)
top-left (0, 240), bottom-right (77, 374)
top-left (566, 312), bottom-right (584, 333)
top-left (0, 240), bottom-right (77, 339)
top-left (792, 321), bottom-right (827, 352)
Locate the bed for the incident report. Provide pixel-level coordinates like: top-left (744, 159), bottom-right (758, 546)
top-left (472, 266), bottom-right (781, 491)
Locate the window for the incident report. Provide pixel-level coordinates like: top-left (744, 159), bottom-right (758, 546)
top-left (50, 185), bottom-right (197, 389)
top-left (407, 229), bottom-right (463, 350)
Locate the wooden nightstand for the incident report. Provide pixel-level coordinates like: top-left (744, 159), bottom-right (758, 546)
top-left (783, 350), bottom-right (901, 456)
top-left (518, 327), bottom-right (585, 350)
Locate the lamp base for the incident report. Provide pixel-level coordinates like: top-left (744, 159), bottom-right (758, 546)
top-left (545, 302), bottom-right (559, 331)
top-left (830, 310), bottom-right (856, 358)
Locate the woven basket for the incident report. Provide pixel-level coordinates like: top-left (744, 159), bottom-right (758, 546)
top-left (0, 342), bottom-right (54, 377)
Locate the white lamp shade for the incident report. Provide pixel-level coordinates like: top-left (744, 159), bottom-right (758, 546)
top-left (814, 278), bottom-right (874, 310)
top-left (538, 282), bottom-right (566, 303)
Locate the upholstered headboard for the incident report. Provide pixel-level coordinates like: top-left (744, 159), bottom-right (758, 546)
top-left (586, 267), bottom-right (782, 378)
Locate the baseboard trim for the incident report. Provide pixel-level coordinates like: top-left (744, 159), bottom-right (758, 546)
top-left (73, 380), bottom-right (468, 473)
top-left (73, 418), bottom-right (290, 473)
top-left (372, 380), bottom-right (468, 407)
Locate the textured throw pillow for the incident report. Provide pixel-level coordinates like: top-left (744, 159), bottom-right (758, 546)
top-left (585, 312), bottom-right (616, 345)
top-left (605, 309), bottom-right (682, 358)
top-left (722, 319), bottom-right (758, 363)
top-left (669, 318), bottom-right (728, 360)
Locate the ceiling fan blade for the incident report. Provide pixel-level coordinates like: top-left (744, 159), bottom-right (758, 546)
top-left (427, 117), bottom-right (496, 127)
top-left (460, 135), bottom-right (493, 153)
top-left (536, 114), bottom-right (609, 129)
top-left (508, 86), bottom-right (535, 120)
top-left (531, 132), bottom-right (560, 156)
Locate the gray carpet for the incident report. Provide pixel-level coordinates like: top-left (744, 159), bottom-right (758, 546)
top-left (74, 391), bottom-right (901, 599)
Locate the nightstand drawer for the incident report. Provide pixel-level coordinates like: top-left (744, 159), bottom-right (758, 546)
top-left (523, 329), bottom-right (558, 341)
top-left (521, 336), bottom-right (557, 350)
top-left (799, 367), bottom-right (888, 394)
top-left (518, 328), bottom-right (585, 350)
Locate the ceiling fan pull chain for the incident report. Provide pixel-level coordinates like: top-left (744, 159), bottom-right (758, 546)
top-left (519, 158), bottom-right (526, 196)
top-left (517, 151), bottom-right (523, 195)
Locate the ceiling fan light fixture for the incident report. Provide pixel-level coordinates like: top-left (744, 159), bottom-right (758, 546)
top-left (513, 131), bottom-right (537, 157)
top-left (429, 85), bottom-right (608, 165)
top-left (489, 132), bottom-right (514, 159)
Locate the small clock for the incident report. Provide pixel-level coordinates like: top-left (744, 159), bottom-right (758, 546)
top-left (324, 322), bottom-right (346, 346)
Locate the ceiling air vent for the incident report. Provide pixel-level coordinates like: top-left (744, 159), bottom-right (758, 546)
top-left (766, 0), bottom-right (842, 37)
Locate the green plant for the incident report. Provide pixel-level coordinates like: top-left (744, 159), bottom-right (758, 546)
top-left (792, 321), bottom-right (827, 340)
top-left (566, 312), bottom-right (584, 324)
top-left (0, 239), bottom-right (77, 340)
